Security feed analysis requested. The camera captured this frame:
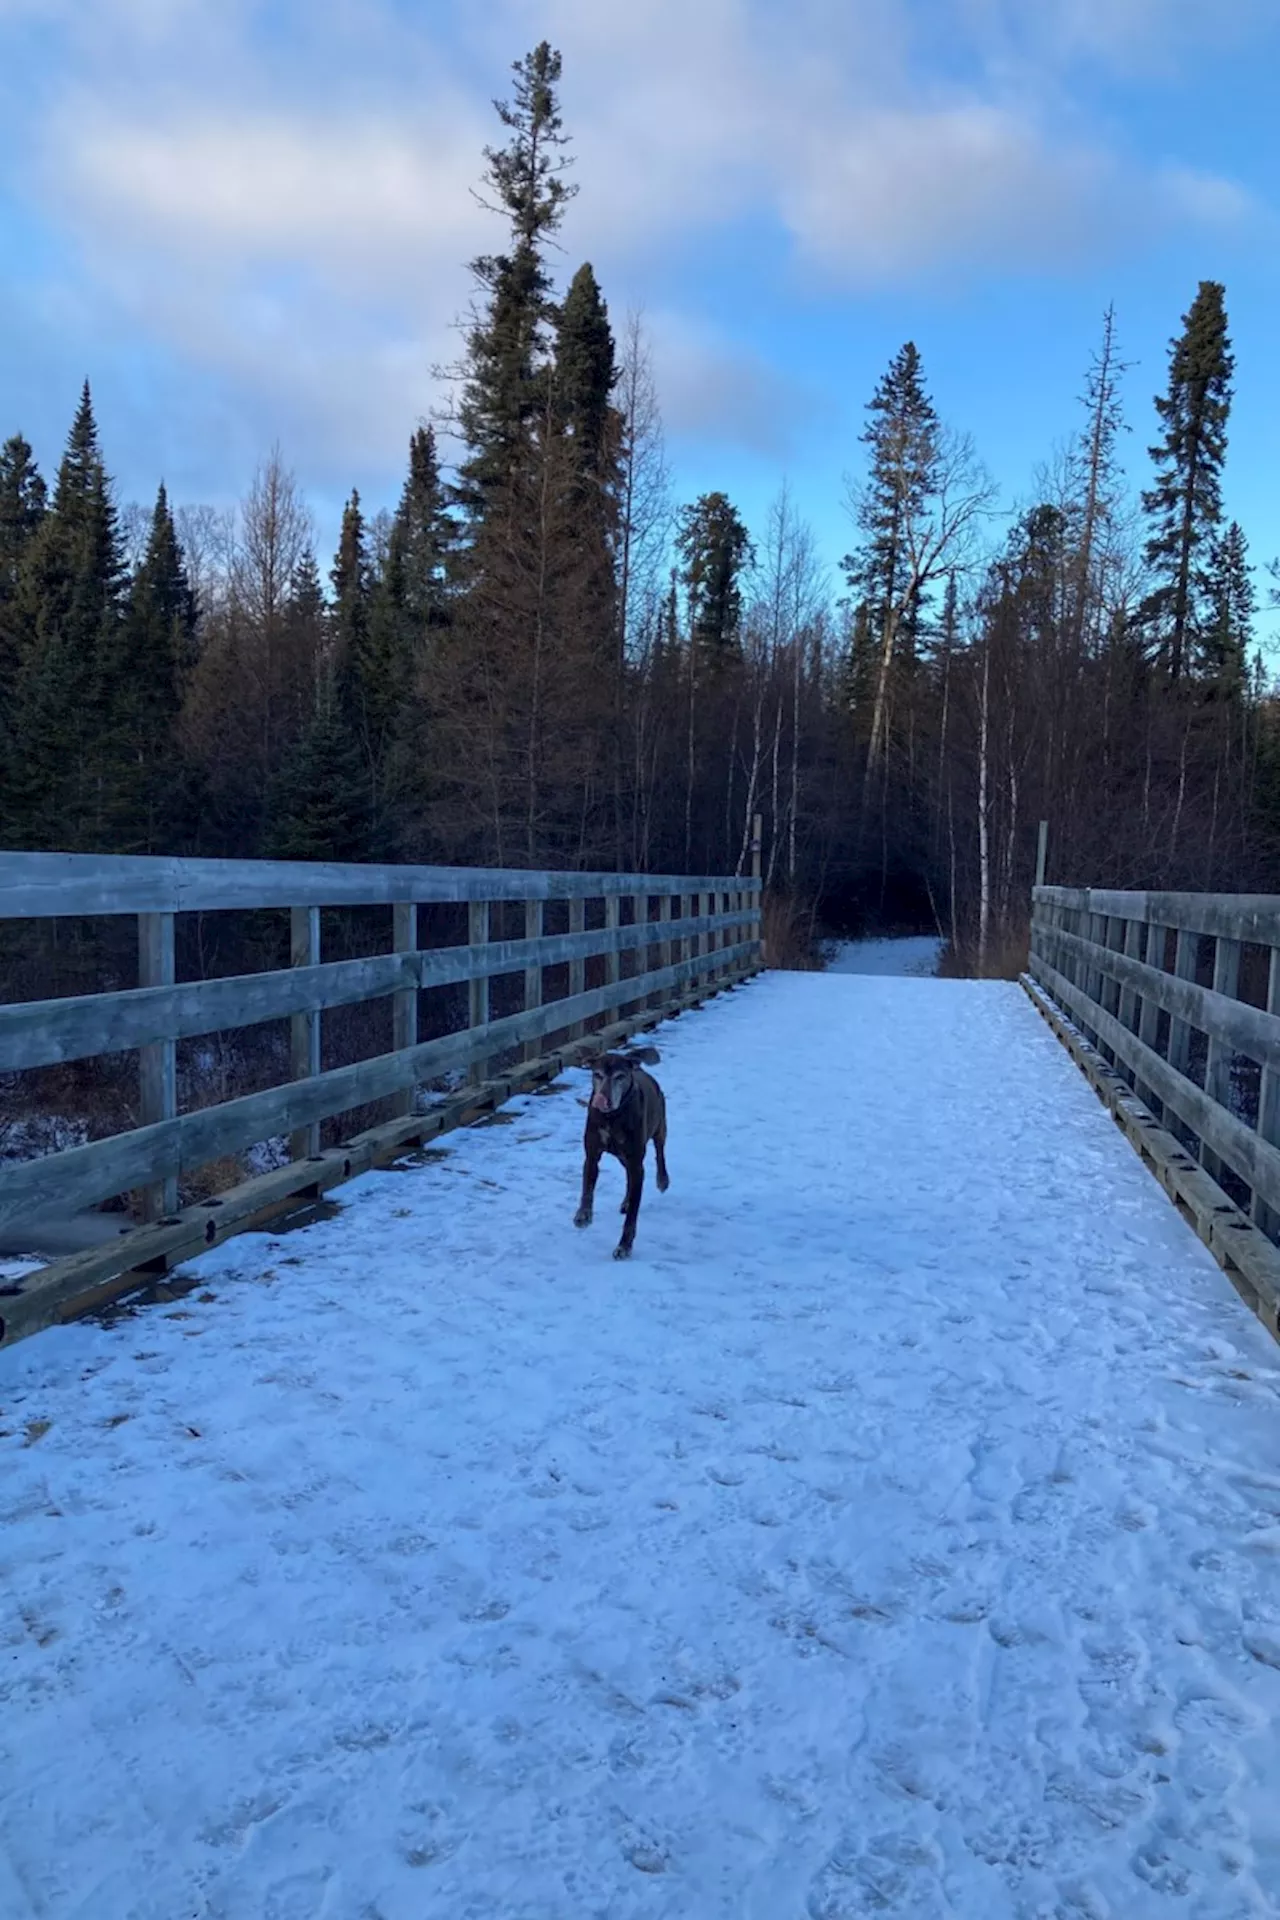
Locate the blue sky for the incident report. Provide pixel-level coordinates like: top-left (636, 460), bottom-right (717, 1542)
top-left (1, 0), bottom-right (1276, 629)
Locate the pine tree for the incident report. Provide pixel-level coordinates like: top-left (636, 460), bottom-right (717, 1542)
top-left (1141, 280), bottom-right (1233, 683)
top-left (844, 343), bottom-right (940, 667)
top-left (94, 484), bottom-right (195, 851)
top-left (6, 384), bottom-right (126, 848)
top-left (267, 675), bottom-right (372, 862)
top-left (1201, 520), bottom-right (1253, 698)
top-left (384, 426), bottom-right (454, 632)
top-left (454, 42), bottom-right (576, 526)
top-left (554, 262), bottom-right (621, 648)
top-left (0, 434), bottom-right (48, 817)
top-left (676, 493), bottom-right (753, 675)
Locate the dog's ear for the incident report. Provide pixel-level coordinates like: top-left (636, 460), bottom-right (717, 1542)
top-left (628, 1046), bottom-right (660, 1066)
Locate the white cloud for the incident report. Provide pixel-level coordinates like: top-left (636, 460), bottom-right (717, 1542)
top-left (646, 311), bottom-right (822, 459)
top-left (1, 0), bottom-right (1268, 481)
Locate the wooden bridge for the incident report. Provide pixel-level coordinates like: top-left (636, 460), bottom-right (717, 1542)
top-left (3, 853), bottom-right (1280, 1916)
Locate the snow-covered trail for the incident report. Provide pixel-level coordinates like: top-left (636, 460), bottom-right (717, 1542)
top-left (2, 974), bottom-right (1279, 1920)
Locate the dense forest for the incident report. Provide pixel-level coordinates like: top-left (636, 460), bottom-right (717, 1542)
top-left (1, 41), bottom-right (1277, 973)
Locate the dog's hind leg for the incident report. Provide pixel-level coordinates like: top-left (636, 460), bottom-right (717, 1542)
top-left (615, 1160), bottom-right (645, 1259)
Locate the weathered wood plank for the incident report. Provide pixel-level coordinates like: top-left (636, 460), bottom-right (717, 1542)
top-left (1034, 922), bottom-right (1280, 1075)
top-left (0, 908), bottom-right (755, 1073)
top-left (523, 899), bottom-right (543, 1066)
top-left (1035, 885), bottom-right (1280, 946)
top-left (391, 902), bottom-right (418, 1121)
top-left (468, 901), bottom-right (490, 1086)
top-left (1255, 947), bottom-right (1280, 1240)
top-left (138, 911), bottom-right (177, 1219)
top-left (1033, 954), bottom-right (1280, 1218)
top-left (0, 850), bottom-right (760, 919)
top-left (0, 942), bottom-right (755, 1236)
top-left (1203, 936), bottom-right (1241, 1185)
top-left (290, 906), bottom-right (322, 1160)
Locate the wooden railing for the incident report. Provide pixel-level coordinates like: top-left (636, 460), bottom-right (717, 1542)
top-left (0, 852), bottom-right (763, 1343)
top-left (1027, 883), bottom-right (1280, 1335)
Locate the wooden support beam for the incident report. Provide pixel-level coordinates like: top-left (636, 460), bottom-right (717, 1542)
top-left (138, 912), bottom-right (177, 1219)
top-left (468, 901), bottom-right (490, 1084)
top-left (290, 906), bottom-right (322, 1160)
top-left (523, 898), bottom-right (543, 1064)
top-left (392, 902), bottom-right (418, 1120)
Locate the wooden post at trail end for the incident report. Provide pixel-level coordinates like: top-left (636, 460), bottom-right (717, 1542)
top-left (1035, 820), bottom-right (1049, 890)
top-left (751, 813), bottom-right (762, 883)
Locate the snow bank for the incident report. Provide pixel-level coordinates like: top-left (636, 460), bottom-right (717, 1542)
top-left (1, 973), bottom-right (1277, 1917)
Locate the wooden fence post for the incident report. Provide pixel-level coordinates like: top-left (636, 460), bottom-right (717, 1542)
top-left (523, 899), bottom-right (543, 1064)
top-left (290, 905), bottom-right (321, 1162)
top-left (569, 897), bottom-right (586, 1040)
top-left (1167, 928), bottom-right (1199, 1081)
top-left (604, 894), bottom-right (620, 990)
top-left (654, 892), bottom-right (672, 1009)
top-left (468, 900), bottom-right (490, 1084)
top-left (1034, 820), bottom-right (1048, 889)
top-left (138, 911), bottom-right (178, 1219)
top-left (1203, 936), bottom-right (1241, 1184)
top-left (392, 902), bottom-right (418, 1119)
top-left (633, 890), bottom-right (644, 1021)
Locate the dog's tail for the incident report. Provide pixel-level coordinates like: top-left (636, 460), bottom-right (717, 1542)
top-left (626, 1045), bottom-right (660, 1066)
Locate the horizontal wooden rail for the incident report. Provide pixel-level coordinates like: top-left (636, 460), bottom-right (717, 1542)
top-left (0, 907), bottom-right (754, 1073)
top-left (0, 850), bottom-right (760, 919)
top-left (0, 941), bottom-right (756, 1236)
top-left (1038, 922), bottom-right (1280, 1075)
top-left (1031, 952), bottom-right (1280, 1220)
top-left (1035, 884), bottom-right (1280, 946)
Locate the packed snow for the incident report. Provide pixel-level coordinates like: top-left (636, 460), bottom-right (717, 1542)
top-left (826, 935), bottom-right (943, 976)
top-left (2, 972), bottom-right (1279, 1919)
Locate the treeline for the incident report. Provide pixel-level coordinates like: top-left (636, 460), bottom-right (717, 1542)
top-left (2, 41), bottom-right (1278, 973)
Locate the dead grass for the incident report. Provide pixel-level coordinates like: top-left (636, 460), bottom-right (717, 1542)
top-left (937, 925), bottom-right (1030, 981)
top-left (762, 893), bottom-right (824, 971)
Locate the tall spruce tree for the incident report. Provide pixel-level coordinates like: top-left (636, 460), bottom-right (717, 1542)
top-left (843, 342), bottom-right (940, 671)
top-left (454, 42), bottom-right (576, 527)
top-left (267, 672), bottom-right (371, 862)
top-left (1201, 520), bottom-right (1253, 698)
top-left (676, 493), bottom-right (753, 674)
top-left (94, 484), bottom-right (195, 851)
top-left (554, 261), bottom-right (621, 648)
top-left (1141, 280), bottom-right (1233, 683)
top-left (6, 384), bottom-right (126, 848)
top-left (0, 434), bottom-right (48, 819)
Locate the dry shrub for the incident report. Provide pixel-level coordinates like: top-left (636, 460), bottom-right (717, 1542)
top-left (762, 893), bottom-right (822, 971)
top-left (937, 923), bottom-right (1030, 980)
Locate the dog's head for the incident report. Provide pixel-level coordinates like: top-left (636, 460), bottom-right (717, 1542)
top-left (584, 1046), bottom-right (660, 1114)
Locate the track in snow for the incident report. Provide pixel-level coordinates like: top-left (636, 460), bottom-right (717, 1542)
top-left (2, 971), bottom-right (1279, 1918)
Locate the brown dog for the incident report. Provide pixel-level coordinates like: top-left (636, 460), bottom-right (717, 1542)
top-left (573, 1046), bottom-right (669, 1259)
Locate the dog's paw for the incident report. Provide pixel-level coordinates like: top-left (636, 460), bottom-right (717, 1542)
top-left (573, 1208), bottom-right (592, 1229)
top-left (612, 1242), bottom-right (633, 1261)
top-left (657, 1173), bottom-right (670, 1193)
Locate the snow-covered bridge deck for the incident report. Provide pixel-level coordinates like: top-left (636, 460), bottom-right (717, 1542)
top-left (2, 971), bottom-right (1279, 1918)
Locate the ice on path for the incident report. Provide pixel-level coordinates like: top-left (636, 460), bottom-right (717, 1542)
top-left (2, 973), bottom-right (1279, 1919)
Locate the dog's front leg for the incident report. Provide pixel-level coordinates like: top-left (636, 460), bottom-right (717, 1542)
top-left (614, 1158), bottom-right (645, 1259)
top-left (574, 1137), bottom-right (602, 1228)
